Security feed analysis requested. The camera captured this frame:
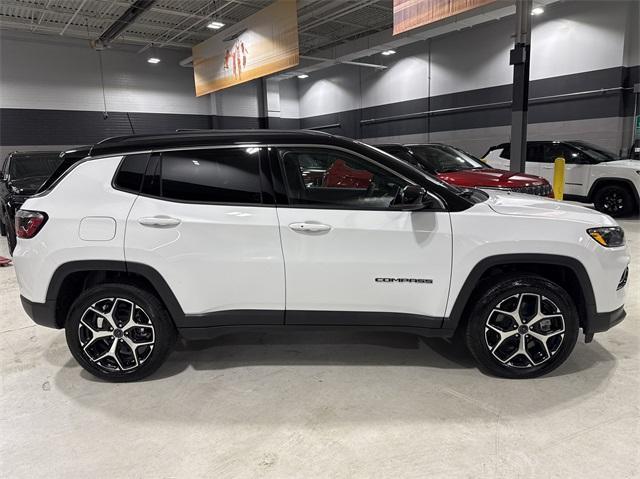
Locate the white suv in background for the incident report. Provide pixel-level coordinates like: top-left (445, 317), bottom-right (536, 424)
top-left (483, 141), bottom-right (640, 217)
top-left (13, 131), bottom-right (630, 382)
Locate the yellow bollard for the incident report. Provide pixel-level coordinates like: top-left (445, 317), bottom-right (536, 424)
top-left (553, 157), bottom-right (565, 200)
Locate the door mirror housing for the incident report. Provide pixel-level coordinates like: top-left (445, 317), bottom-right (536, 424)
top-left (391, 185), bottom-right (430, 210)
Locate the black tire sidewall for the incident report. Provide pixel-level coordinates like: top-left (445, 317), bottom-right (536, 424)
top-left (466, 275), bottom-right (579, 379)
top-left (65, 284), bottom-right (176, 382)
top-left (594, 185), bottom-right (633, 217)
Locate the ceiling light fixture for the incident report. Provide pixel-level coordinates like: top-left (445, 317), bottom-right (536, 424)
top-left (381, 50), bottom-right (396, 56)
top-left (207, 21), bottom-right (225, 29)
top-left (531, 6), bottom-right (544, 15)
top-left (297, 74), bottom-right (309, 79)
top-left (147, 57), bottom-right (161, 64)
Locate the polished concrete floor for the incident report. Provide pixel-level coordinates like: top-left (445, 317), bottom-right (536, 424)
top-left (1, 216), bottom-right (639, 478)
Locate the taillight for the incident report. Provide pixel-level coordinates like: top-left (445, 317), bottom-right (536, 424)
top-left (15, 210), bottom-right (48, 239)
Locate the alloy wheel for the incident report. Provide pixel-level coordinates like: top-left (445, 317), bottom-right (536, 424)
top-left (78, 297), bottom-right (155, 373)
top-left (602, 191), bottom-right (624, 213)
top-left (484, 293), bottom-right (565, 368)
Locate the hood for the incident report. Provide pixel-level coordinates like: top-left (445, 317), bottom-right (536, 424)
top-left (8, 175), bottom-right (48, 195)
top-left (599, 159), bottom-right (640, 169)
top-left (485, 190), bottom-right (617, 226)
top-left (438, 168), bottom-right (547, 188)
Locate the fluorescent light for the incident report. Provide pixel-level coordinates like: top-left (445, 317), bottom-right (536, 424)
top-left (381, 49), bottom-right (396, 56)
top-left (147, 57), bottom-right (161, 64)
top-left (297, 74), bottom-right (309, 79)
top-left (531, 6), bottom-right (544, 15)
top-left (207, 21), bottom-right (225, 29)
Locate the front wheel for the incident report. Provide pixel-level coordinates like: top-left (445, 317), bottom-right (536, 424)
top-left (593, 184), bottom-right (635, 217)
top-left (65, 284), bottom-right (176, 382)
top-left (465, 275), bottom-right (579, 379)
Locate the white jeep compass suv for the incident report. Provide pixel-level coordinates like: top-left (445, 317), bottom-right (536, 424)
top-left (484, 140), bottom-right (640, 217)
top-left (13, 130), bottom-right (630, 381)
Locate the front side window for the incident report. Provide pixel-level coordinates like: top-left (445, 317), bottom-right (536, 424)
top-left (543, 143), bottom-right (588, 164)
top-left (151, 148), bottom-right (262, 204)
top-left (568, 141), bottom-right (619, 163)
top-left (279, 148), bottom-right (411, 209)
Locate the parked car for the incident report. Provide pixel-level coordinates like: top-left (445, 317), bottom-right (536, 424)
top-left (376, 143), bottom-right (553, 197)
top-left (483, 141), bottom-right (640, 217)
top-left (13, 130), bottom-right (628, 382)
top-left (0, 150), bottom-right (63, 253)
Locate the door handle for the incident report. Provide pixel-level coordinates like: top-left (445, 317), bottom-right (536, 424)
top-left (138, 216), bottom-right (181, 228)
top-left (542, 166), bottom-right (554, 169)
top-left (289, 222), bottom-right (332, 233)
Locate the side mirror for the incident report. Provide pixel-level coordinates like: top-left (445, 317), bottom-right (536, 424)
top-left (392, 185), bottom-right (427, 210)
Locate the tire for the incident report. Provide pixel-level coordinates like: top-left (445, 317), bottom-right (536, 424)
top-left (465, 275), bottom-right (579, 379)
top-left (593, 184), bottom-right (635, 217)
top-left (65, 283), bottom-right (177, 382)
top-left (5, 219), bottom-right (16, 255)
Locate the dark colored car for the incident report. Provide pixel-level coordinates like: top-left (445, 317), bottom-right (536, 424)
top-left (376, 143), bottom-right (553, 197)
top-left (1, 151), bottom-right (63, 253)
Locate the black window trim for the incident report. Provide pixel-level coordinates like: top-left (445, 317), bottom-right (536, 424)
top-left (133, 145), bottom-right (273, 207)
top-left (269, 144), bottom-right (448, 212)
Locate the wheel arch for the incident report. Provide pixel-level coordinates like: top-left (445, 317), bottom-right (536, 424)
top-left (588, 177), bottom-right (640, 210)
top-left (447, 254), bottom-right (596, 333)
top-left (46, 260), bottom-right (185, 328)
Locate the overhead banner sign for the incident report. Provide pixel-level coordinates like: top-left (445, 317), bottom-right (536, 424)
top-left (393, 0), bottom-right (496, 35)
top-left (192, 0), bottom-right (299, 96)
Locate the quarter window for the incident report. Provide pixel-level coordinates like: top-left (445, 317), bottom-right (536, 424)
top-left (114, 153), bottom-right (149, 193)
top-left (154, 148), bottom-right (262, 204)
top-left (279, 148), bottom-right (411, 209)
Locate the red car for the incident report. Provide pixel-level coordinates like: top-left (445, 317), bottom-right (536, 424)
top-left (376, 143), bottom-right (553, 197)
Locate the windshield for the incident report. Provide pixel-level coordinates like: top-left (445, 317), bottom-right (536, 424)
top-left (408, 145), bottom-right (486, 172)
top-left (568, 141), bottom-right (620, 163)
top-left (363, 143), bottom-right (465, 193)
top-left (9, 154), bottom-right (63, 180)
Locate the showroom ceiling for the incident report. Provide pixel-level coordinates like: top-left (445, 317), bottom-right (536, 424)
top-left (0, 0), bottom-right (393, 54)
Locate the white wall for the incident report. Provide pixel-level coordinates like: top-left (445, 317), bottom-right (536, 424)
top-left (279, 78), bottom-right (300, 119)
top-left (0, 31), bottom-right (209, 115)
top-left (211, 80), bottom-right (260, 117)
top-left (298, 66), bottom-right (362, 118)
top-left (298, 0), bottom-right (637, 117)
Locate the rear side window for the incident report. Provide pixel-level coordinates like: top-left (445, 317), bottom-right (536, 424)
top-left (154, 148), bottom-right (262, 204)
top-left (114, 153), bottom-right (149, 193)
top-left (526, 143), bottom-right (544, 162)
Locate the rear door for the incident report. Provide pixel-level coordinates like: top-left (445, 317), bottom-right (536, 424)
top-left (125, 147), bottom-right (285, 323)
top-left (273, 146), bottom-right (452, 327)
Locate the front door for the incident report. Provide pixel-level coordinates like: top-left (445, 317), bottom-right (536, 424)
top-left (541, 143), bottom-right (592, 197)
top-left (273, 146), bottom-right (452, 327)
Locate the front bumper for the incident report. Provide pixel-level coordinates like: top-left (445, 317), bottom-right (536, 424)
top-left (20, 295), bottom-right (60, 329)
top-left (583, 305), bottom-right (626, 342)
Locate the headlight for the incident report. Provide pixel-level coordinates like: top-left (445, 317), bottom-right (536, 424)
top-left (587, 227), bottom-right (625, 247)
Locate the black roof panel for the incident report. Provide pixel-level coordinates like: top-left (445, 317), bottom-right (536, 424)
top-left (89, 129), bottom-right (335, 157)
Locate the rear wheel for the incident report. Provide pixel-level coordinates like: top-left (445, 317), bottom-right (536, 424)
top-left (593, 184), bottom-right (635, 217)
top-left (465, 275), bottom-right (579, 379)
top-left (65, 284), bottom-right (176, 382)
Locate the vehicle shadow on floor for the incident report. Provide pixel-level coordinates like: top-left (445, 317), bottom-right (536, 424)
top-left (65, 329), bottom-right (615, 382)
top-left (48, 329), bottom-right (618, 424)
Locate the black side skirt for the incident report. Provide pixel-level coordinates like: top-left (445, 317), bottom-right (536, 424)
top-left (177, 309), bottom-right (448, 340)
